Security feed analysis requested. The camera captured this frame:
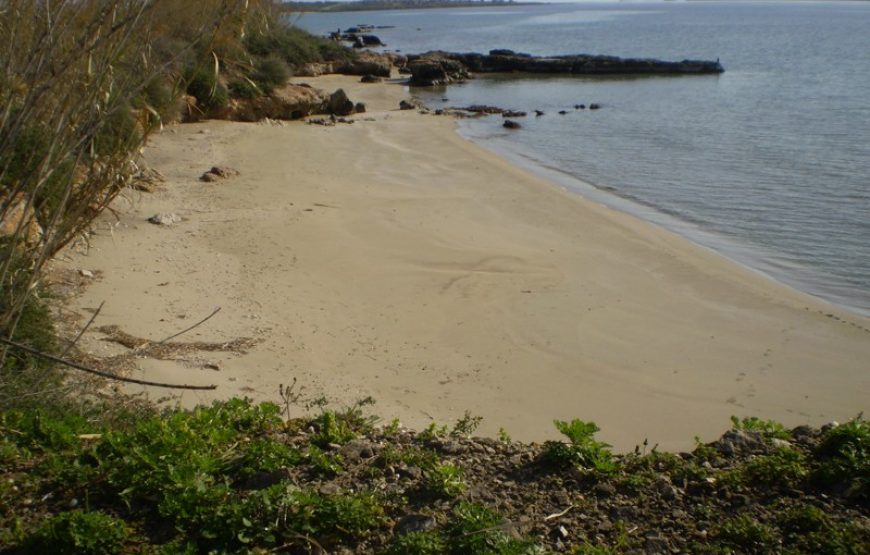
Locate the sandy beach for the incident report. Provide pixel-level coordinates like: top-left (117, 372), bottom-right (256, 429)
top-left (56, 75), bottom-right (870, 451)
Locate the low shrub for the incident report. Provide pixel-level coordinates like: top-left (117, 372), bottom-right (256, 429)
top-left (541, 419), bottom-right (617, 474)
top-left (252, 55), bottom-right (290, 94)
top-left (184, 67), bottom-right (229, 112)
top-left (24, 511), bottom-right (129, 555)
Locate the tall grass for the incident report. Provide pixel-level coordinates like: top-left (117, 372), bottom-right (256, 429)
top-left (0, 0), bottom-right (273, 406)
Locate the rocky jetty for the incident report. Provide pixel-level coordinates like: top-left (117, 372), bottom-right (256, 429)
top-left (405, 49), bottom-right (724, 86)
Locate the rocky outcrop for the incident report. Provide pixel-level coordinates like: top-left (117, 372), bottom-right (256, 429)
top-left (327, 88), bottom-right (355, 116)
top-left (406, 55), bottom-right (471, 86)
top-left (296, 62), bottom-right (335, 77)
top-left (335, 52), bottom-right (392, 77)
top-left (405, 49), bottom-right (723, 86)
top-left (227, 84), bottom-right (330, 121)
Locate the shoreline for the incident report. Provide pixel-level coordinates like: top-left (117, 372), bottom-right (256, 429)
top-left (456, 129), bottom-right (870, 318)
top-left (56, 75), bottom-right (870, 452)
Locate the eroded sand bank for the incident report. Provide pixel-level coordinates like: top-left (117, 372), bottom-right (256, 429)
top-left (57, 75), bottom-right (870, 451)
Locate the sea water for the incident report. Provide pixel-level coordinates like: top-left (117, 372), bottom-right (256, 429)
top-left (296, 2), bottom-right (870, 315)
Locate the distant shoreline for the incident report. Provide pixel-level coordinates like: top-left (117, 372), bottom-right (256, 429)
top-left (284, 0), bottom-right (537, 14)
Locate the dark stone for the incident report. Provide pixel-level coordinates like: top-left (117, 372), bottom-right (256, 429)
top-left (589, 103), bottom-right (601, 110)
top-left (534, 110), bottom-right (545, 116)
top-left (713, 429), bottom-right (769, 456)
top-left (328, 89), bottom-right (355, 116)
top-left (360, 74), bottom-right (382, 83)
top-left (395, 513), bottom-right (437, 535)
top-left (338, 439), bottom-right (375, 461)
top-left (644, 536), bottom-right (671, 554)
top-left (354, 102), bottom-right (366, 113)
top-left (558, 110), bottom-right (568, 115)
top-left (502, 110), bottom-right (527, 117)
top-left (241, 468), bottom-right (292, 490)
top-left (503, 120), bottom-right (521, 129)
top-left (405, 50), bottom-right (724, 78)
top-left (593, 482), bottom-right (617, 496)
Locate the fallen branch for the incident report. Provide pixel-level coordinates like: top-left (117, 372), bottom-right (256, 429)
top-left (62, 300), bottom-right (105, 357)
top-left (157, 306), bottom-right (221, 344)
top-left (0, 337), bottom-right (217, 390)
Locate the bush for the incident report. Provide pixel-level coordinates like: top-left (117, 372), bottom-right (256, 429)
top-left (24, 511), bottom-right (129, 555)
top-left (541, 419), bottom-right (617, 474)
top-left (252, 56), bottom-right (290, 94)
top-left (813, 415), bottom-right (869, 501)
top-left (387, 530), bottom-right (447, 555)
top-left (244, 25), bottom-right (354, 70)
top-left (184, 67), bottom-right (229, 112)
top-left (228, 78), bottom-right (262, 99)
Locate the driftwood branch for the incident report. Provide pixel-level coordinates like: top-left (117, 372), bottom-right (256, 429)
top-left (0, 337), bottom-right (217, 390)
top-left (157, 306), bottom-right (221, 344)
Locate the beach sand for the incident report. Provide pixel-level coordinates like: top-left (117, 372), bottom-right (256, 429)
top-left (56, 75), bottom-right (870, 451)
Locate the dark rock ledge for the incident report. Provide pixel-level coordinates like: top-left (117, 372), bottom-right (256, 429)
top-left (405, 49), bottom-right (724, 86)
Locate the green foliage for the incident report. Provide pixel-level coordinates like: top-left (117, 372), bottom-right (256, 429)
top-left (419, 422), bottom-right (449, 441)
top-left (24, 511), bottom-right (129, 555)
top-left (387, 530), bottom-right (448, 555)
top-left (244, 25), bottom-right (355, 70)
top-left (309, 397), bottom-right (377, 447)
top-left (228, 78), bottom-right (261, 99)
top-left (498, 428), bottom-right (512, 444)
top-left (384, 417), bottom-right (402, 436)
top-left (1, 293), bottom-right (58, 379)
top-left (0, 408), bottom-right (92, 452)
top-left (813, 415), bottom-right (869, 501)
top-left (451, 411), bottom-right (483, 438)
top-left (730, 415), bottom-right (790, 439)
top-left (252, 55), bottom-right (290, 94)
top-left (425, 461), bottom-right (466, 498)
top-left (184, 67), bottom-right (229, 112)
top-left (741, 447), bottom-right (808, 487)
top-left (233, 437), bottom-right (301, 478)
top-left (716, 514), bottom-right (779, 554)
top-left (776, 503), bottom-right (867, 555)
top-left (447, 502), bottom-right (541, 554)
top-left (306, 445), bottom-right (344, 476)
top-left (542, 419), bottom-right (617, 474)
top-left (92, 400), bottom-right (283, 513)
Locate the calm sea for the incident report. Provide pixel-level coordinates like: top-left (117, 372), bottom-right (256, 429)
top-left (296, 2), bottom-right (870, 315)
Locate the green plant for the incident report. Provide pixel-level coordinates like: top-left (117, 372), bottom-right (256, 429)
top-left (387, 530), bottom-right (448, 555)
top-left (730, 416), bottom-right (790, 439)
top-left (716, 513), bottom-right (779, 554)
top-left (384, 418), bottom-right (402, 436)
top-left (306, 445), bottom-right (344, 476)
top-left (541, 419), bottom-right (617, 474)
top-left (498, 428), bottom-right (512, 444)
top-left (309, 397), bottom-right (377, 447)
top-left (252, 55), bottom-right (290, 94)
top-left (813, 415), bottom-right (869, 501)
top-left (741, 447), bottom-right (808, 487)
top-left (447, 501), bottom-right (541, 554)
top-left (24, 511), bottom-right (129, 555)
top-left (233, 437), bottom-right (301, 479)
top-left (244, 25), bottom-right (354, 70)
top-left (425, 461), bottom-right (466, 498)
top-left (451, 411), bottom-right (483, 438)
top-left (419, 422), bottom-right (449, 441)
top-left (776, 503), bottom-right (867, 555)
top-left (184, 67), bottom-right (229, 112)
top-left (229, 78), bottom-right (262, 99)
